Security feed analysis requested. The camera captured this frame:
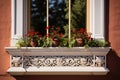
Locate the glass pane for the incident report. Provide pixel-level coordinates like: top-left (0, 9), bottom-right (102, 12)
top-left (71, 0), bottom-right (86, 29)
top-left (30, 0), bottom-right (46, 35)
top-left (49, 0), bottom-right (67, 34)
top-left (30, 0), bottom-right (86, 35)
top-left (29, 0), bottom-right (87, 47)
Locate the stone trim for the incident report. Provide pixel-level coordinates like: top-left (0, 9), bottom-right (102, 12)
top-left (6, 47), bottom-right (110, 75)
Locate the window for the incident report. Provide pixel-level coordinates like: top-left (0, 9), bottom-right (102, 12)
top-left (7, 0), bottom-right (110, 75)
top-left (11, 0), bottom-right (105, 46)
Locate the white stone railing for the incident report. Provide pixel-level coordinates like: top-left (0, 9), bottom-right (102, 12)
top-left (5, 47), bottom-right (110, 75)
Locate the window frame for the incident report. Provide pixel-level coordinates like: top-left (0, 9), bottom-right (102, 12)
top-left (11, 0), bottom-right (105, 46)
top-left (89, 0), bottom-right (105, 39)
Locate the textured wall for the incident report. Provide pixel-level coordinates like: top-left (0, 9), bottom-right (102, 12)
top-left (109, 0), bottom-right (120, 57)
top-left (0, 0), bottom-right (11, 74)
top-left (0, 0), bottom-right (15, 80)
top-left (0, 0), bottom-right (120, 80)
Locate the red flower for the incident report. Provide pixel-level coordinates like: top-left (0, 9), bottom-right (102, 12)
top-left (59, 33), bottom-right (64, 37)
top-left (45, 26), bottom-right (50, 30)
top-left (57, 26), bottom-right (61, 31)
top-left (25, 31), bottom-right (41, 39)
top-left (79, 28), bottom-right (86, 33)
top-left (53, 30), bottom-right (57, 34)
top-left (26, 31), bottom-right (35, 37)
top-left (86, 36), bottom-right (91, 39)
top-left (30, 31), bottom-right (35, 36)
top-left (38, 34), bottom-right (42, 38)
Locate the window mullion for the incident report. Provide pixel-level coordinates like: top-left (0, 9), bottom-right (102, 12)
top-left (69, 0), bottom-right (71, 47)
top-left (46, 0), bottom-right (49, 38)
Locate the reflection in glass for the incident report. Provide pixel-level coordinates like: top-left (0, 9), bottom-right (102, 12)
top-left (30, 0), bottom-right (86, 36)
top-left (30, 0), bottom-right (46, 35)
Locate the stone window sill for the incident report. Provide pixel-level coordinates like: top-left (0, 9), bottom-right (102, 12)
top-left (5, 47), bottom-right (110, 75)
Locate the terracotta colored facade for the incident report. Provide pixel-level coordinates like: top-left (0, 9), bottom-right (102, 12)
top-left (0, 0), bottom-right (120, 80)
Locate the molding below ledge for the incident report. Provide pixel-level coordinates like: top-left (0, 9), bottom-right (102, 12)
top-left (5, 47), bottom-right (111, 75)
top-left (7, 67), bottom-right (109, 75)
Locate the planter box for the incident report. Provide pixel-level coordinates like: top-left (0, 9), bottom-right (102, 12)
top-left (5, 47), bottom-right (110, 75)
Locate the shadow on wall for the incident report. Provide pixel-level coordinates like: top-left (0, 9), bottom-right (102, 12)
top-left (107, 49), bottom-right (120, 79)
top-left (12, 50), bottom-right (120, 80)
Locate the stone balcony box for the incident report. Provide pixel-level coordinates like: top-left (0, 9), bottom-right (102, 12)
top-left (5, 47), bottom-right (111, 75)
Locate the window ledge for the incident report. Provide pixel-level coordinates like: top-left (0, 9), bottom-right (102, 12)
top-left (5, 47), bottom-right (111, 75)
top-left (6, 47), bottom-right (110, 55)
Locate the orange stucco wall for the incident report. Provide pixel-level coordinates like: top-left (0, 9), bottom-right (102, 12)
top-left (0, 0), bottom-right (15, 80)
top-left (0, 0), bottom-right (120, 80)
top-left (109, 0), bottom-right (120, 57)
top-left (0, 0), bottom-right (10, 75)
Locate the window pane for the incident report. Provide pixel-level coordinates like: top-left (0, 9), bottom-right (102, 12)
top-left (71, 0), bottom-right (86, 29)
top-left (29, 0), bottom-right (87, 47)
top-left (49, 0), bottom-right (67, 33)
top-left (30, 0), bottom-right (46, 35)
top-left (30, 0), bottom-right (86, 35)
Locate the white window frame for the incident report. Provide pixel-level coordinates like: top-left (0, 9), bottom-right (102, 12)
top-left (11, 0), bottom-right (105, 46)
top-left (90, 0), bottom-right (105, 39)
top-left (11, 0), bottom-right (27, 46)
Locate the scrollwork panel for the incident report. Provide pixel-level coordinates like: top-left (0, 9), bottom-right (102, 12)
top-left (11, 55), bottom-right (106, 68)
top-left (22, 56), bottom-right (103, 68)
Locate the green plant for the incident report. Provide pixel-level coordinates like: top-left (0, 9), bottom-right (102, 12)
top-left (42, 37), bottom-right (53, 47)
top-left (15, 27), bottom-right (108, 47)
top-left (15, 38), bottom-right (27, 48)
top-left (88, 39), bottom-right (108, 47)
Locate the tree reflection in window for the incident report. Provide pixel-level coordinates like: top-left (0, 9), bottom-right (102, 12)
top-left (30, 0), bottom-right (46, 35)
top-left (30, 0), bottom-right (86, 36)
